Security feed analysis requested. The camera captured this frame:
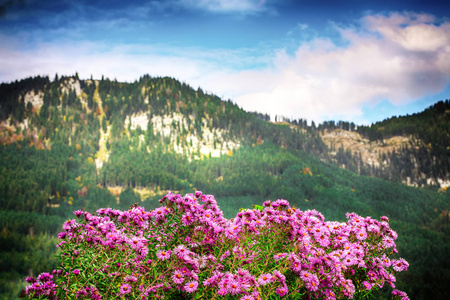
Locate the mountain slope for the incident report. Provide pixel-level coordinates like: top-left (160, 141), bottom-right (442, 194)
top-left (315, 100), bottom-right (450, 187)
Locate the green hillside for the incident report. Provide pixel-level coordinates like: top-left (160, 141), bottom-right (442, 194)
top-left (0, 75), bottom-right (449, 299)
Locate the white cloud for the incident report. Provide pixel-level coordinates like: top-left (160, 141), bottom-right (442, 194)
top-left (178, 0), bottom-right (267, 14)
top-left (363, 12), bottom-right (450, 52)
top-left (216, 12), bottom-right (450, 122)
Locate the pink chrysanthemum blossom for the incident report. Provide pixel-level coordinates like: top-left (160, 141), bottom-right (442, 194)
top-left (367, 224), bottom-right (380, 233)
top-left (356, 229), bottom-right (367, 241)
top-left (362, 281), bottom-right (372, 290)
top-left (124, 275), bottom-right (137, 282)
top-left (291, 260), bottom-right (302, 273)
top-left (367, 271), bottom-right (378, 281)
top-left (312, 224), bottom-right (326, 236)
top-left (324, 289), bottom-right (336, 300)
top-left (274, 252), bottom-right (288, 261)
top-left (137, 246), bottom-right (148, 259)
top-left (307, 275), bottom-right (320, 291)
top-left (217, 288), bottom-right (228, 296)
top-left (62, 219), bottom-right (76, 230)
top-left (227, 279), bottom-right (241, 295)
top-left (380, 255), bottom-right (391, 267)
top-left (334, 233), bottom-right (348, 245)
top-left (317, 234), bottom-right (331, 247)
top-left (257, 273), bottom-right (273, 286)
top-left (382, 236), bottom-right (395, 248)
top-left (355, 257), bottom-right (367, 268)
top-left (203, 275), bottom-right (216, 287)
top-left (119, 283), bottom-right (132, 295)
top-left (174, 244), bottom-right (189, 258)
top-left (181, 213), bottom-right (194, 226)
top-left (392, 289), bottom-right (409, 300)
top-left (156, 250), bottom-right (171, 260)
top-left (37, 273), bottom-right (53, 282)
top-left (220, 250), bottom-right (231, 262)
top-left (273, 270), bottom-right (286, 284)
top-left (129, 237), bottom-right (144, 250)
top-left (73, 209), bottom-right (84, 217)
top-left (25, 277), bottom-right (36, 284)
top-left (184, 280), bottom-right (198, 293)
top-left (300, 271), bottom-right (319, 291)
top-left (342, 255), bottom-right (357, 266)
top-left (392, 258), bottom-right (409, 272)
top-left (171, 270), bottom-right (184, 284)
top-left (276, 286), bottom-right (288, 297)
top-left (274, 214), bottom-right (289, 224)
top-left (106, 231), bottom-right (119, 241)
top-left (387, 228), bottom-right (398, 240)
top-left (202, 209), bottom-right (214, 221)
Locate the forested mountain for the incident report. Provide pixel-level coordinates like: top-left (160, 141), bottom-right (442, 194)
top-left (0, 75), bottom-right (449, 299)
top-left (316, 101), bottom-right (450, 187)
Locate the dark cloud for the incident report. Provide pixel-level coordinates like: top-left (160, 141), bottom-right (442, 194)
top-left (0, 0), bottom-right (28, 17)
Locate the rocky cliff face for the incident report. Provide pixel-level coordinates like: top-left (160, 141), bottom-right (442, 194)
top-left (320, 128), bottom-right (450, 188)
top-left (320, 129), bottom-right (411, 168)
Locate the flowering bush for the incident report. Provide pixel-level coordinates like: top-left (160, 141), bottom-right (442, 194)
top-left (21, 191), bottom-right (409, 299)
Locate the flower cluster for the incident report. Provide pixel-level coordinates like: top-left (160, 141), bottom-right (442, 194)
top-left (22, 192), bottom-right (409, 299)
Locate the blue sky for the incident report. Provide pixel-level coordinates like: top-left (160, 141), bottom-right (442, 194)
top-left (1, 0), bottom-right (450, 125)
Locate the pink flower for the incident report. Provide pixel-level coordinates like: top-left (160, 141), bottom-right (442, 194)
top-left (392, 289), bottom-right (409, 300)
top-left (184, 281), bottom-right (198, 293)
top-left (392, 258), bottom-right (409, 272)
top-left (72, 269), bottom-right (80, 275)
top-left (124, 275), bottom-right (137, 282)
top-left (63, 219), bottom-right (76, 230)
top-left (257, 273), bottom-right (273, 286)
top-left (37, 273), bottom-right (53, 282)
top-left (323, 289), bottom-right (336, 300)
top-left (171, 270), bottom-right (184, 284)
top-left (174, 244), bottom-right (188, 256)
top-left (300, 271), bottom-right (312, 282)
top-left (382, 236), bottom-right (395, 248)
top-left (203, 275), bottom-right (216, 287)
top-left (220, 250), bottom-right (231, 262)
top-left (343, 255), bottom-right (357, 266)
top-left (25, 277), bottom-right (36, 284)
top-left (367, 224), bottom-right (380, 233)
top-left (119, 283), bottom-right (131, 295)
top-left (156, 250), bottom-right (171, 260)
top-left (274, 252), bottom-right (287, 261)
top-left (291, 260), bottom-right (302, 273)
top-left (273, 270), bottom-right (286, 284)
top-left (227, 279), bottom-right (241, 295)
top-left (181, 213), bottom-right (194, 226)
top-left (217, 288), bottom-right (227, 296)
top-left (356, 229), bottom-right (367, 240)
top-left (362, 281), bottom-right (372, 290)
top-left (276, 286), bottom-right (288, 297)
top-left (300, 271), bottom-right (319, 291)
top-left (129, 237), bottom-right (144, 250)
top-left (317, 234), bottom-right (331, 247)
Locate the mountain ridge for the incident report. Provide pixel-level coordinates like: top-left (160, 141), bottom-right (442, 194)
top-left (1, 74), bottom-right (449, 188)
